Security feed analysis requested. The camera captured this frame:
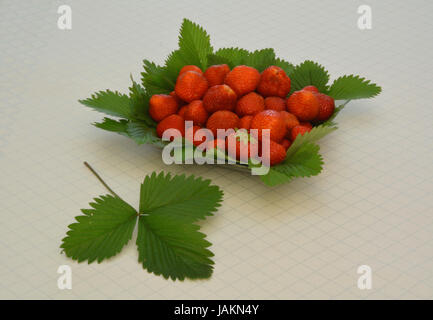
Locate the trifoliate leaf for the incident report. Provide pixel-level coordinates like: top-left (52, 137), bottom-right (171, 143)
top-left (177, 19), bottom-right (213, 71)
top-left (126, 122), bottom-right (166, 147)
top-left (274, 57), bottom-right (295, 76)
top-left (327, 75), bottom-right (381, 100)
top-left (79, 90), bottom-right (132, 119)
top-left (93, 118), bottom-right (129, 135)
top-left (141, 60), bottom-right (174, 95)
top-left (137, 215), bottom-right (214, 280)
top-left (260, 142), bottom-right (323, 186)
top-left (128, 77), bottom-right (155, 125)
top-left (61, 195), bottom-right (138, 263)
top-left (290, 60), bottom-right (330, 93)
top-left (244, 48), bottom-right (276, 72)
top-left (212, 47), bottom-right (249, 68)
top-left (139, 171), bottom-right (223, 223)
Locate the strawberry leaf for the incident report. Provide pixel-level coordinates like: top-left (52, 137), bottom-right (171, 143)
top-left (327, 75), bottom-right (381, 100)
top-left (211, 47), bottom-right (249, 68)
top-left (128, 77), bottom-right (155, 125)
top-left (126, 122), bottom-right (165, 147)
top-left (141, 60), bottom-right (174, 95)
top-left (274, 57), bottom-right (295, 77)
top-left (290, 60), bottom-right (330, 93)
top-left (61, 195), bottom-right (138, 263)
top-left (137, 215), bottom-right (214, 280)
top-left (79, 90), bottom-right (133, 119)
top-left (244, 48), bottom-right (276, 72)
top-left (93, 118), bottom-right (129, 134)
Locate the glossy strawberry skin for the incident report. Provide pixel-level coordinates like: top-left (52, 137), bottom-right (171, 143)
top-left (286, 90), bottom-right (320, 121)
top-left (303, 85), bottom-right (319, 93)
top-left (206, 110), bottom-right (239, 137)
top-left (175, 71), bottom-right (208, 102)
top-left (280, 111), bottom-right (300, 133)
top-left (290, 124), bottom-right (312, 141)
top-left (204, 64), bottom-right (230, 87)
top-left (179, 65), bottom-right (203, 76)
top-left (261, 140), bottom-right (286, 166)
top-left (156, 114), bottom-right (185, 139)
top-left (203, 84), bottom-right (237, 113)
top-left (250, 110), bottom-right (287, 142)
top-left (184, 100), bottom-right (208, 126)
top-left (224, 65), bottom-right (260, 97)
top-left (281, 139), bottom-right (292, 150)
top-left (235, 92), bottom-right (265, 117)
top-left (238, 115), bottom-right (253, 130)
top-left (257, 66), bottom-right (291, 98)
top-left (264, 96), bottom-right (286, 111)
top-left (314, 92), bottom-right (335, 122)
top-left (149, 94), bottom-right (179, 122)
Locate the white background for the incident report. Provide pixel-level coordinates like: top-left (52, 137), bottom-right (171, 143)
top-left (0, 0), bottom-right (432, 299)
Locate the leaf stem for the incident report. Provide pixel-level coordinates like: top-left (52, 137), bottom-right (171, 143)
top-left (83, 161), bottom-right (122, 199)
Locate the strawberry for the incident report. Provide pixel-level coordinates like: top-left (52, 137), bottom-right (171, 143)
top-left (281, 139), bottom-right (291, 150)
top-left (280, 111), bottom-right (300, 132)
top-left (257, 66), bottom-right (291, 98)
top-left (177, 105), bottom-right (188, 118)
top-left (238, 115), bottom-right (253, 130)
top-left (226, 130), bottom-right (259, 163)
top-left (156, 114), bottom-right (185, 139)
top-left (303, 85), bottom-right (319, 93)
top-left (264, 96), bottom-right (286, 111)
top-left (203, 84), bottom-right (237, 113)
top-left (261, 140), bottom-right (286, 166)
top-left (235, 92), bottom-right (265, 117)
top-left (314, 92), bottom-right (335, 122)
top-left (149, 94), bottom-right (179, 122)
top-left (224, 65), bottom-right (260, 96)
top-left (286, 90), bottom-right (319, 121)
top-left (250, 110), bottom-right (287, 142)
top-left (206, 110), bottom-right (239, 137)
top-left (185, 125), bottom-right (208, 147)
top-left (179, 65), bottom-right (203, 76)
top-left (184, 100), bottom-right (208, 126)
top-left (299, 122), bottom-right (313, 130)
top-left (175, 71), bottom-right (208, 102)
top-left (170, 90), bottom-right (186, 106)
top-left (204, 64), bottom-right (230, 87)
top-left (290, 124), bottom-right (312, 141)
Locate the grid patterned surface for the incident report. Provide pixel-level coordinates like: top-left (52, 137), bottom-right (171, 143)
top-left (0, 0), bottom-right (432, 299)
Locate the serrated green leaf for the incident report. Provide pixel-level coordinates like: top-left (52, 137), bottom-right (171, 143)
top-left (126, 121), bottom-right (166, 147)
top-left (177, 19), bottom-right (213, 70)
top-left (274, 57), bottom-right (295, 76)
top-left (61, 195), bottom-right (138, 263)
top-left (165, 49), bottom-right (188, 82)
top-left (139, 171), bottom-right (223, 223)
top-left (213, 47), bottom-right (249, 68)
top-left (79, 90), bottom-right (132, 119)
top-left (290, 60), bottom-right (330, 93)
top-left (327, 75), bottom-right (381, 100)
top-left (244, 48), bottom-right (276, 72)
top-left (286, 124), bottom-right (337, 158)
top-left (137, 215), bottom-right (214, 280)
top-left (128, 77), bottom-right (155, 125)
top-left (141, 60), bottom-right (174, 95)
top-left (93, 118), bottom-right (129, 134)
top-left (259, 168), bottom-right (293, 186)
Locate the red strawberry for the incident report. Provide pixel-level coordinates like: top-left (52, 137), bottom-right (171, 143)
top-left (156, 114), bottom-right (185, 139)
top-left (286, 90), bottom-right (319, 121)
top-left (185, 125), bottom-right (208, 147)
top-left (149, 94), bottom-right (179, 122)
top-left (264, 96), bottom-right (286, 111)
top-left (170, 90), bottom-right (186, 106)
top-left (224, 65), bottom-right (260, 96)
top-left (226, 130), bottom-right (259, 163)
top-left (206, 110), bottom-right (239, 137)
top-left (235, 92), bottom-right (265, 117)
top-left (177, 105), bottom-right (188, 118)
top-left (303, 85), bottom-right (319, 93)
top-left (203, 84), bottom-right (237, 113)
top-left (261, 140), bottom-right (286, 166)
top-left (250, 110), bottom-right (287, 142)
top-left (179, 65), bottom-right (203, 76)
top-left (290, 124), bottom-right (312, 141)
top-left (238, 115), bottom-right (253, 130)
top-left (280, 111), bottom-right (300, 132)
top-left (204, 64), bottom-right (230, 87)
top-left (299, 122), bottom-right (313, 130)
top-left (257, 66), bottom-right (291, 98)
top-left (184, 100), bottom-right (208, 126)
top-left (175, 71), bottom-right (208, 102)
top-left (281, 139), bottom-right (291, 150)
top-left (314, 93), bottom-right (335, 121)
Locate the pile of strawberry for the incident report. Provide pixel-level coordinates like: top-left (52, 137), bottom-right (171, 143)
top-left (149, 64), bottom-right (335, 166)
